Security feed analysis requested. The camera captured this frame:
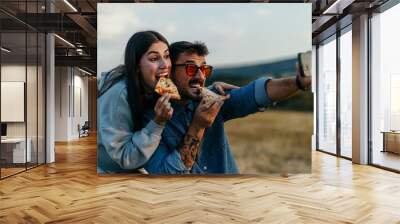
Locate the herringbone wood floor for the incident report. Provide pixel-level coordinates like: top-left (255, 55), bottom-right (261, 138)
top-left (1, 134), bottom-right (400, 224)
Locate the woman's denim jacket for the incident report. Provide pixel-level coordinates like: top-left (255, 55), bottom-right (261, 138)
top-left (97, 66), bottom-right (164, 173)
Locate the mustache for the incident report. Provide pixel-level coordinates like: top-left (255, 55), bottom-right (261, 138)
top-left (188, 79), bottom-right (204, 86)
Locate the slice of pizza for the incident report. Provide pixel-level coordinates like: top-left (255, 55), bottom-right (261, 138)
top-left (200, 87), bottom-right (227, 107)
top-left (154, 77), bottom-right (181, 100)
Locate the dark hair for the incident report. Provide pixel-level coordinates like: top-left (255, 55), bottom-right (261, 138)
top-left (169, 41), bottom-right (209, 65)
top-left (124, 31), bottom-right (169, 131)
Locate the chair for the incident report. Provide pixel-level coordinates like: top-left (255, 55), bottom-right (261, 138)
top-left (78, 121), bottom-right (90, 138)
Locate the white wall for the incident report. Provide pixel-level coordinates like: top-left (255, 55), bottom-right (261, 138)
top-left (77, 73), bottom-right (89, 123)
top-left (1, 64), bottom-right (26, 81)
top-left (55, 67), bottom-right (89, 141)
top-left (70, 71), bottom-right (89, 139)
top-left (55, 66), bottom-right (69, 141)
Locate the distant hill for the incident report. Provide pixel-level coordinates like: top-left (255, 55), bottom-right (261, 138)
top-left (206, 57), bottom-right (298, 86)
top-left (206, 57), bottom-right (313, 112)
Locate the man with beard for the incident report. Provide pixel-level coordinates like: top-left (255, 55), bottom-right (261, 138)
top-left (143, 41), bottom-right (311, 174)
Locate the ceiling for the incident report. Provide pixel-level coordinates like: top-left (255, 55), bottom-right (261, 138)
top-left (0, 0), bottom-right (393, 74)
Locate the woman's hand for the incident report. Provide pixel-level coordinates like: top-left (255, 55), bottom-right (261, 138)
top-left (153, 93), bottom-right (173, 126)
top-left (212, 82), bottom-right (239, 95)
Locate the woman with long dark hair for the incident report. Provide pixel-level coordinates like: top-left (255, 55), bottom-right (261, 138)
top-left (97, 31), bottom-right (174, 173)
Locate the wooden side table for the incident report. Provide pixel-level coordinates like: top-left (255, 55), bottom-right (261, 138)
top-left (381, 131), bottom-right (400, 154)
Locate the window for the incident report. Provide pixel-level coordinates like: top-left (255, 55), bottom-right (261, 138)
top-left (371, 3), bottom-right (400, 171)
top-left (339, 27), bottom-right (352, 158)
top-left (317, 35), bottom-right (337, 154)
top-left (0, 1), bottom-right (46, 179)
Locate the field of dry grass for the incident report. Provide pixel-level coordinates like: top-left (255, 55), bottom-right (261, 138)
top-left (224, 110), bottom-right (313, 174)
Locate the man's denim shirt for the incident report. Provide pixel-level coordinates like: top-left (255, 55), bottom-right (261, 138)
top-left (144, 77), bottom-right (272, 174)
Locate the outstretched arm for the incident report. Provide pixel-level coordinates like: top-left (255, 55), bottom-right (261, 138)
top-left (266, 64), bottom-right (311, 102)
top-left (211, 82), bottom-right (239, 95)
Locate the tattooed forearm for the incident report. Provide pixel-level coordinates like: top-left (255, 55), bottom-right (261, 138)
top-left (179, 134), bottom-right (201, 169)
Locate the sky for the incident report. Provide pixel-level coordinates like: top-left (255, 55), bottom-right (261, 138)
top-left (97, 3), bottom-right (311, 77)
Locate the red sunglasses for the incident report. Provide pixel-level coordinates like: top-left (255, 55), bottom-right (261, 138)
top-left (174, 63), bottom-right (213, 78)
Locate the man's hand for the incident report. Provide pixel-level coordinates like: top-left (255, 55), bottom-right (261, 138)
top-left (266, 62), bottom-right (313, 102)
top-left (212, 82), bottom-right (239, 95)
top-left (296, 63), bottom-right (311, 90)
top-left (192, 99), bottom-right (225, 129)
